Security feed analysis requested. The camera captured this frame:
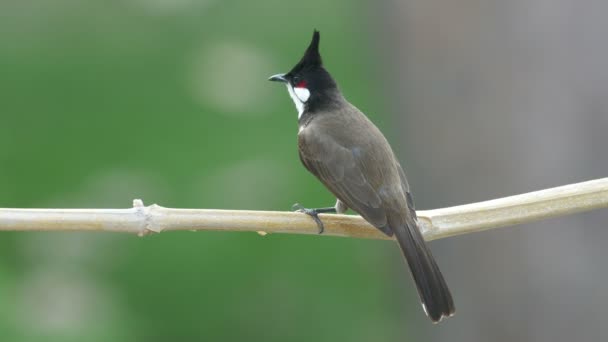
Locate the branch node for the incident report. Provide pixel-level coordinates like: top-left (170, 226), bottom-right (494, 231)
top-left (133, 198), bottom-right (154, 237)
top-left (146, 204), bottom-right (163, 234)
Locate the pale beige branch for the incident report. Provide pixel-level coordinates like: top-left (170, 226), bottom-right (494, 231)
top-left (1, 178), bottom-right (607, 241)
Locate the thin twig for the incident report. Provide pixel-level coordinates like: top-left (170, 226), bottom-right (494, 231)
top-left (1, 178), bottom-right (607, 241)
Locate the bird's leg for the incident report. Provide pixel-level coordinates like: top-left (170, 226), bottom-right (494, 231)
top-left (291, 204), bottom-right (335, 234)
top-left (292, 199), bottom-right (348, 234)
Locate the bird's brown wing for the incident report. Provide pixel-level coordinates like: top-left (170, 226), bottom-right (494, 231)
top-left (298, 126), bottom-right (396, 235)
top-left (298, 123), bottom-right (455, 322)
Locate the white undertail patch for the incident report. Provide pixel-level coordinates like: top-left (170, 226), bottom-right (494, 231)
top-left (421, 303), bottom-right (428, 316)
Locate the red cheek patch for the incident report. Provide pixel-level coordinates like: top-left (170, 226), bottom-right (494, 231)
top-left (295, 80), bottom-right (307, 88)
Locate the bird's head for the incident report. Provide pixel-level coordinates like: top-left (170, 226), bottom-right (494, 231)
top-left (269, 30), bottom-right (339, 118)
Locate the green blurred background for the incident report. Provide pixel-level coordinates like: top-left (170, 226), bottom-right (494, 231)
top-left (0, 1), bottom-right (408, 341)
top-left (3, 1), bottom-right (608, 341)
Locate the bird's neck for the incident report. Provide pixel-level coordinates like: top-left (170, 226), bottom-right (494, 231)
top-left (300, 88), bottom-right (345, 116)
top-left (297, 90), bottom-right (349, 131)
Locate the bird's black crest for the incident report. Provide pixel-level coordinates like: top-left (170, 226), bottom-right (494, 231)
top-left (292, 30), bottom-right (322, 71)
top-left (283, 30), bottom-right (340, 112)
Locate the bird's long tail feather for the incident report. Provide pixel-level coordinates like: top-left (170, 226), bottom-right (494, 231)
top-left (392, 217), bottom-right (455, 323)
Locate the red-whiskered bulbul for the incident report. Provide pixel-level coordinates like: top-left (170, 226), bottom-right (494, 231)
top-left (269, 31), bottom-right (455, 323)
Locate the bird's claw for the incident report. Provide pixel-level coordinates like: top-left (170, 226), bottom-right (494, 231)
top-left (292, 203), bottom-right (325, 234)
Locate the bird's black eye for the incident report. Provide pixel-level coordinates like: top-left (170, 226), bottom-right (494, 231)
top-left (292, 75), bottom-right (300, 84)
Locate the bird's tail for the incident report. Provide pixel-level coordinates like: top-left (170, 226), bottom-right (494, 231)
top-left (392, 217), bottom-right (455, 323)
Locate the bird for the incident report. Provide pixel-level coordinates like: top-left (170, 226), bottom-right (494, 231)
top-left (268, 30), bottom-right (455, 323)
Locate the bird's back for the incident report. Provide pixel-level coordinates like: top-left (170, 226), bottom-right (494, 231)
top-left (298, 103), bottom-right (409, 233)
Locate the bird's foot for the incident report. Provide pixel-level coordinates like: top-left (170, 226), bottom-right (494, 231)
top-left (292, 203), bottom-right (326, 234)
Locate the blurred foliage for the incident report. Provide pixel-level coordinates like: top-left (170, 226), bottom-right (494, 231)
top-left (0, 1), bottom-right (414, 341)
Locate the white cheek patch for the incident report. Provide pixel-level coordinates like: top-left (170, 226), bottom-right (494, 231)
top-left (294, 87), bottom-right (310, 102)
top-left (286, 84), bottom-right (306, 118)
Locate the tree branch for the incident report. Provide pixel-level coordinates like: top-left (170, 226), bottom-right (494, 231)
top-left (1, 178), bottom-right (607, 241)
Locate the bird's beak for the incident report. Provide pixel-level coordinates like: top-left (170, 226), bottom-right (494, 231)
top-left (268, 73), bottom-right (288, 83)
